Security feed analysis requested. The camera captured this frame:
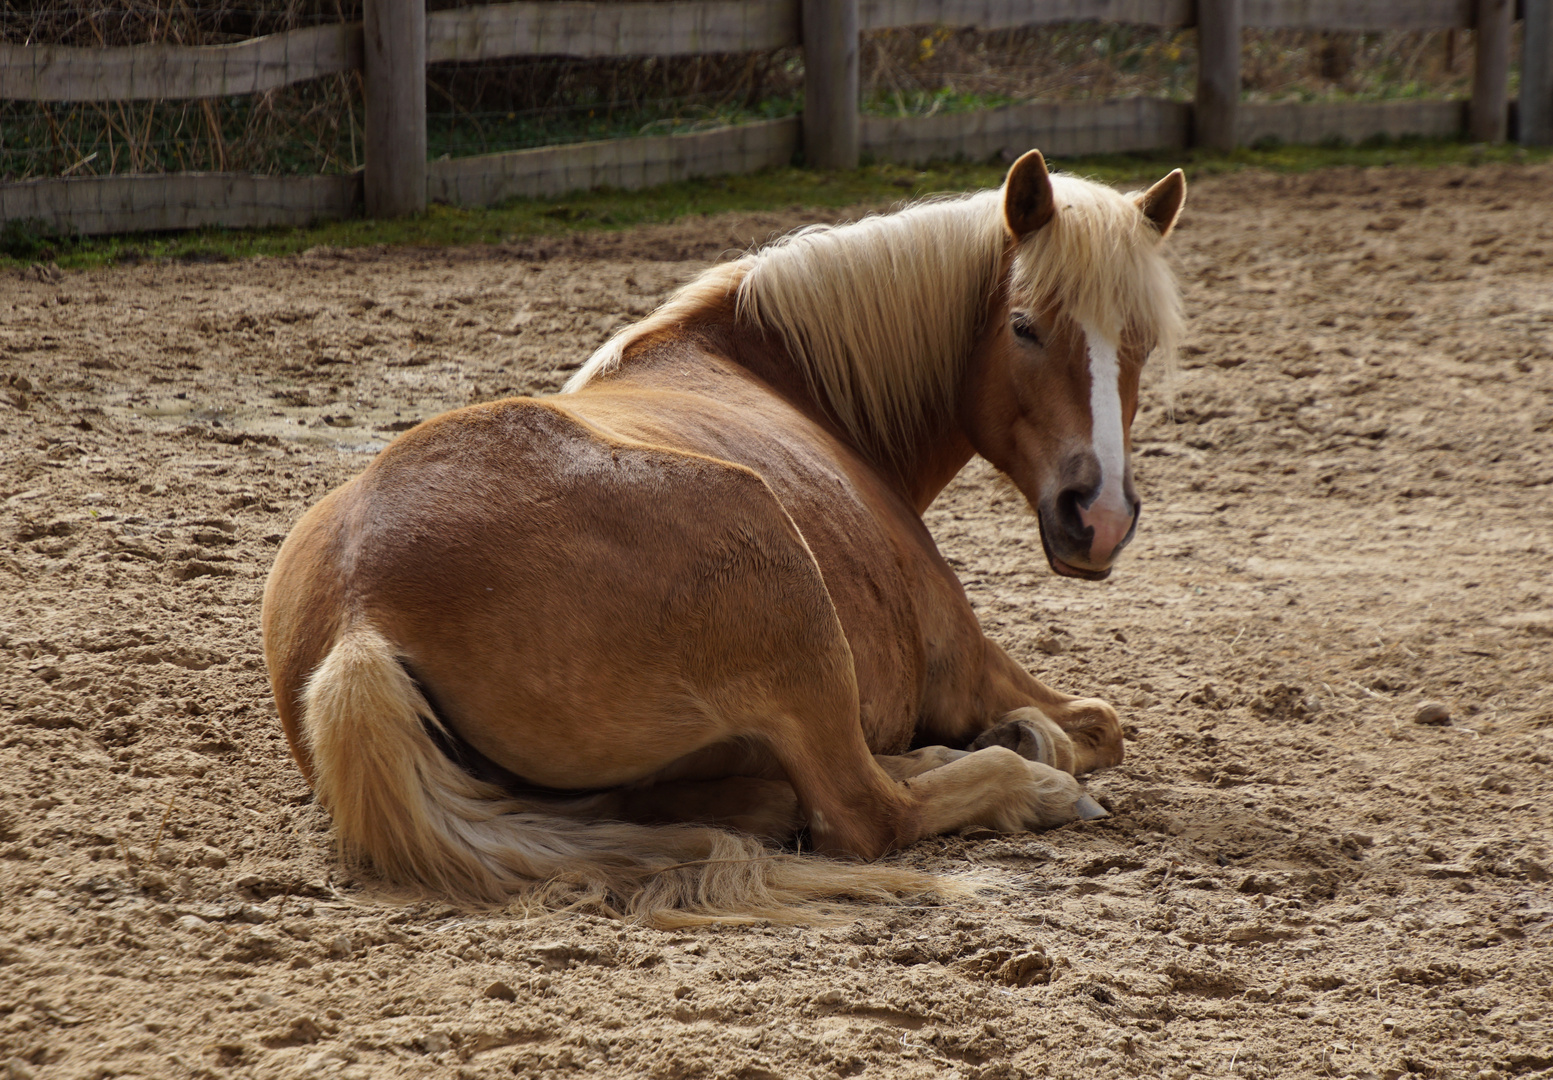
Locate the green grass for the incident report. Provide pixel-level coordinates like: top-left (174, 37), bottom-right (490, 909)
top-left (5, 137), bottom-right (1549, 271)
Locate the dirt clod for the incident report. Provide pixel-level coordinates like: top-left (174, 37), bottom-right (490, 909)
top-left (484, 980), bottom-right (517, 1001)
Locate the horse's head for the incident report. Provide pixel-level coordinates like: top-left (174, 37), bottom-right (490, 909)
top-left (962, 151), bottom-right (1185, 581)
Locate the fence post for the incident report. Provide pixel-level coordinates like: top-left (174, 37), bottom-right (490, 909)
top-left (363, 0), bottom-right (426, 217)
top-left (1469, 0), bottom-right (1512, 142)
top-left (1524, 0), bottom-right (1553, 145)
top-left (802, 0), bottom-right (859, 169)
top-left (1195, 0), bottom-right (1242, 151)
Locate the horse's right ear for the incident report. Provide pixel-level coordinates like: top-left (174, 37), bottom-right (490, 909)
top-left (1003, 150), bottom-right (1055, 240)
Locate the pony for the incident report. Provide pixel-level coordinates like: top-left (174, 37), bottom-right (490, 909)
top-left (262, 150), bottom-right (1186, 921)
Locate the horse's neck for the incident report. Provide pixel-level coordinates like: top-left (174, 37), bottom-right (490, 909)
top-left (896, 422), bottom-right (977, 513)
top-left (698, 320), bottom-right (976, 515)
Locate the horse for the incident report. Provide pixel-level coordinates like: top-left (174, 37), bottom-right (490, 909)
top-left (262, 150), bottom-right (1186, 921)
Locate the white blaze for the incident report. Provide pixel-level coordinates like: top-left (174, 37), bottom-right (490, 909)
top-left (1073, 320), bottom-right (1134, 565)
top-left (1080, 320), bottom-right (1129, 517)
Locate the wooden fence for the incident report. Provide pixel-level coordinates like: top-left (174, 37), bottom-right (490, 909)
top-left (3, 0), bottom-right (1551, 235)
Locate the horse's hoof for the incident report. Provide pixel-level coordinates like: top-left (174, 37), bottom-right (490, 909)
top-left (969, 715), bottom-right (1053, 766)
top-left (1073, 794), bottom-right (1108, 821)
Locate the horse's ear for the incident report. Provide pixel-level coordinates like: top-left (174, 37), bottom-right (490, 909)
top-left (1003, 150), bottom-right (1055, 240)
top-left (1136, 168), bottom-right (1186, 239)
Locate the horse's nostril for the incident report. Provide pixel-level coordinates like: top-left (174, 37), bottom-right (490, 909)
top-left (1054, 486), bottom-right (1094, 534)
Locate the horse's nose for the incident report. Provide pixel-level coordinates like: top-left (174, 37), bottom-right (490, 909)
top-left (1054, 483), bottom-right (1139, 567)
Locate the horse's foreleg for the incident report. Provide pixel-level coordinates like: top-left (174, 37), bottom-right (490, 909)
top-left (873, 746), bottom-right (969, 780)
top-left (1045, 699), bottom-right (1124, 773)
top-left (975, 642), bottom-right (1125, 775)
top-left (903, 747), bottom-right (1107, 835)
top-left (966, 707), bottom-right (1076, 773)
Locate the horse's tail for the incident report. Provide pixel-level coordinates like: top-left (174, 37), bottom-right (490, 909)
top-left (300, 623), bottom-right (951, 923)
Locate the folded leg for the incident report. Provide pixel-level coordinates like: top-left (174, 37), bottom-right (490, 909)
top-left (874, 746), bottom-right (970, 781)
top-left (903, 747), bottom-right (1106, 835)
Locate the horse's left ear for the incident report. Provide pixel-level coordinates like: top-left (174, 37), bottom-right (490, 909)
top-left (1003, 150), bottom-right (1055, 240)
top-left (1136, 169), bottom-right (1186, 239)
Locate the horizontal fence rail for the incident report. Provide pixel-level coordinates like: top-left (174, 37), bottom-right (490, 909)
top-left (0, 24), bottom-right (362, 103)
top-left (427, 0), bottom-right (799, 62)
top-left (428, 117), bottom-right (800, 203)
top-left (860, 98), bottom-right (1474, 165)
top-left (1242, 0), bottom-right (1475, 30)
top-left (860, 0), bottom-right (1194, 29)
top-left (2, 0), bottom-right (1547, 236)
top-left (0, 174), bottom-right (359, 234)
top-left (864, 99), bottom-right (1192, 162)
top-left (1239, 99), bottom-right (1469, 143)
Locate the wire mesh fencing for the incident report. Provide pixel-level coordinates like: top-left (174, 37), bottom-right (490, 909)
top-left (861, 24), bottom-right (1489, 117)
top-left (2, 0), bottom-right (362, 181)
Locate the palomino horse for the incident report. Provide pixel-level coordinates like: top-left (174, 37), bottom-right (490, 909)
top-left (263, 150), bottom-right (1186, 918)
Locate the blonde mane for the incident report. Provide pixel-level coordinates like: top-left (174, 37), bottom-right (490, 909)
top-left (565, 174), bottom-right (1182, 456)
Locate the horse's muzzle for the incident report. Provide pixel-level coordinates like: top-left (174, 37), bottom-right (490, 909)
top-left (1037, 493), bottom-right (1139, 580)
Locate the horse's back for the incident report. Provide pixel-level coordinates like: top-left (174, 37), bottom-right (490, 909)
top-left (264, 395), bottom-right (854, 789)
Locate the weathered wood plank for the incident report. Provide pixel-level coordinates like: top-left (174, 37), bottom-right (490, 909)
top-left (427, 118), bottom-right (800, 205)
top-left (1524, 0), bottom-right (1553, 145)
top-left (1469, 0), bottom-right (1513, 141)
top-left (860, 99), bottom-right (1191, 163)
top-left (1239, 100), bottom-right (1467, 145)
top-left (0, 24), bottom-right (360, 103)
top-left (804, 0), bottom-right (860, 169)
top-left (364, 0), bottom-right (426, 218)
top-left (861, 97), bottom-right (1473, 167)
top-left (1242, 0), bottom-right (1473, 30)
top-left (1196, 0), bottom-right (1241, 150)
top-left (426, 0), bottom-right (799, 63)
top-left (859, 0), bottom-right (1193, 29)
top-left (0, 173), bottom-right (359, 235)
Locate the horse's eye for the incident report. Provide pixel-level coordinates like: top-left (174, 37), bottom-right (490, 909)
top-left (1011, 318), bottom-right (1041, 346)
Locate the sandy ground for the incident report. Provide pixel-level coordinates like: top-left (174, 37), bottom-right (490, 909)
top-left (2, 162), bottom-right (1551, 1080)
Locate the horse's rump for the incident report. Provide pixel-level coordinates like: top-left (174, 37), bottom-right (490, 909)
top-left (281, 395), bottom-right (858, 792)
